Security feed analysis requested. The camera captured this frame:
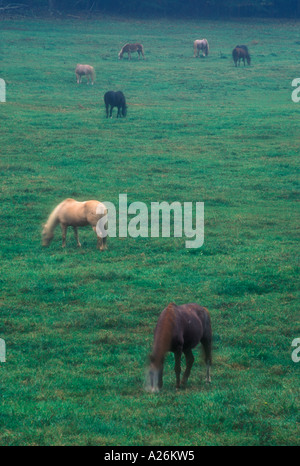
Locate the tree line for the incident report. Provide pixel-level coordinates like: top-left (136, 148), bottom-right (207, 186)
top-left (1, 0), bottom-right (300, 17)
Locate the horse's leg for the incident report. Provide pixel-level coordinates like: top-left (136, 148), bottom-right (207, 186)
top-left (174, 350), bottom-right (182, 389)
top-left (92, 226), bottom-right (106, 251)
top-left (105, 104), bottom-right (109, 118)
top-left (181, 349), bottom-right (194, 387)
top-left (60, 223), bottom-right (67, 248)
top-left (128, 52), bottom-right (131, 60)
top-left (73, 227), bottom-right (81, 247)
top-left (110, 106), bottom-right (113, 118)
top-left (101, 233), bottom-right (107, 250)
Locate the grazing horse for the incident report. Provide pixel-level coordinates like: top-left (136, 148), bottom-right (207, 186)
top-left (232, 45), bottom-right (251, 66)
top-left (75, 64), bottom-right (96, 84)
top-left (118, 43), bottom-right (145, 60)
top-left (193, 39), bottom-right (209, 57)
top-left (104, 91), bottom-right (127, 118)
top-left (146, 303), bottom-right (212, 393)
top-left (42, 198), bottom-right (107, 250)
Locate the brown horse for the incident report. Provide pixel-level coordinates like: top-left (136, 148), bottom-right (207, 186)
top-left (42, 198), bottom-right (107, 250)
top-left (75, 64), bottom-right (96, 84)
top-left (193, 39), bottom-right (209, 57)
top-left (232, 45), bottom-right (251, 67)
top-left (146, 303), bottom-right (212, 393)
top-left (118, 43), bottom-right (145, 60)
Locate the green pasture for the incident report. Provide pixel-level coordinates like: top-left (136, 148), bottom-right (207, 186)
top-left (0, 15), bottom-right (299, 445)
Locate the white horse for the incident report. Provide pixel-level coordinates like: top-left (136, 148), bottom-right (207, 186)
top-left (42, 198), bottom-right (107, 250)
top-left (193, 39), bottom-right (209, 57)
top-left (75, 64), bottom-right (96, 85)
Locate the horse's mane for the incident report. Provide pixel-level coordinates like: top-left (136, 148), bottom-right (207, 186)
top-left (44, 202), bottom-right (62, 234)
top-left (120, 43), bottom-right (128, 53)
top-left (152, 303), bottom-right (176, 363)
top-left (90, 66), bottom-right (96, 81)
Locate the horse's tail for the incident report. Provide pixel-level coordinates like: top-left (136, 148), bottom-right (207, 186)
top-left (91, 66), bottom-right (96, 83)
top-left (205, 40), bottom-right (209, 56)
top-left (152, 303), bottom-right (176, 363)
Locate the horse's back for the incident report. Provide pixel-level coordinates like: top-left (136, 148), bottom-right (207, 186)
top-left (115, 90), bottom-right (126, 104)
top-left (58, 199), bottom-right (103, 226)
top-left (76, 64), bottom-right (94, 74)
top-left (104, 90), bottom-right (125, 106)
top-left (236, 44), bottom-right (249, 53)
top-left (75, 64), bottom-right (86, 74)
top-left (162, 303), bottom-right (211, 351)
top-left (233, 46), bottom-right (249, 57)
top-left (83, 200), bottom-right (107, 224)
top-left (194, 39), bottom-right (207, 46)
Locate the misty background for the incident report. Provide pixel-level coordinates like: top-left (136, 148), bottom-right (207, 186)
top-left (0, 0), bottom-right (300, 18)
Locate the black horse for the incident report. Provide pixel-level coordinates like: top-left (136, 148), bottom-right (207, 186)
top-left (104, 91), bottom-right (127, 118)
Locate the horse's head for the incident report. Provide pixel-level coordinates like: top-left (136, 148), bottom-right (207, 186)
top-left (145, 355), bottom-right (163, 393)
top-left (247, 55), bottom-right (251, 65)
top-left (118, 51), bottom-right (123, 60)
top-left (42, 225), bottom-right (54, 247)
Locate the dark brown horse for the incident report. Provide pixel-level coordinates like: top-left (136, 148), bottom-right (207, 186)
top-left (146, 303), bottom-right (212, 393)
top-left (232, 45), bottom-right (251, 67)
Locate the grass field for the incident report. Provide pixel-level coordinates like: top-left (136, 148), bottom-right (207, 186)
top-left (0, 15), bottom-right (299, 446)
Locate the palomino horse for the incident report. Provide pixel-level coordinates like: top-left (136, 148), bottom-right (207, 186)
top-left (146, 303), bottom-right (212, 393)
top-left (42, 198), bottom-right (107, 250)
top-left (232, 45), bottom-right (251, 66)
top-left (193, 39), bottom-right (209, 57)
top-left (118, 43), bottom-right (145, 60)
top-left (75, 64), bottom-right (96, 84)
top-left (104, 91), bottom-right (127, 118)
